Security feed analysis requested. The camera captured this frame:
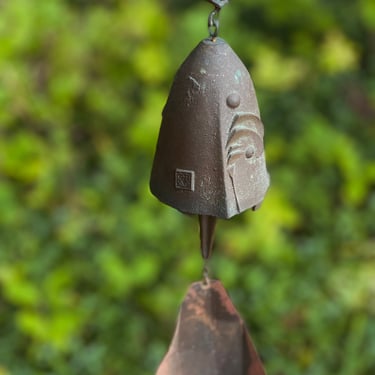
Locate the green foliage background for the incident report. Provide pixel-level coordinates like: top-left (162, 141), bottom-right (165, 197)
top-left (0, 0), bottom-right (374, 374)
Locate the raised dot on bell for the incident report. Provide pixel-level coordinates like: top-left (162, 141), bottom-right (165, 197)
top-left (226, 92), bottom-right (241, 108)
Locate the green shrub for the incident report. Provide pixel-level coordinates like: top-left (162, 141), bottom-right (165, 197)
top-left (0, 0), bottom-right (374, 374)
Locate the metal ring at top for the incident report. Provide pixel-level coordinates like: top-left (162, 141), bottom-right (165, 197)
top-left (206, 0), bottom-right (229, 10)
top-left (208, 9), bottom-right (220, 39)
top-left (206, 0), bottom-right (228, 40)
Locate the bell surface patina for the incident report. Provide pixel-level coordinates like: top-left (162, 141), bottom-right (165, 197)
top-left (150, 38), bottom-right (269, 220)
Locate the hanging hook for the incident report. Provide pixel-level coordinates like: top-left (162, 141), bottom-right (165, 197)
top-left (208, 9), bottom-right (220, 40)
top-left (202, 259), bottom-right (210, 286)
top-left (206, 0), bottom-right (229, 40)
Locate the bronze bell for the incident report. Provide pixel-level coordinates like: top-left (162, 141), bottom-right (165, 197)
top-left (150, 37), bottom-right (269, 220)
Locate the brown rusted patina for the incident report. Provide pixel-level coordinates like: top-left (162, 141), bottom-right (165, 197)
top-left (156, 280), bottom-right (266, 375)
top-left (150, 37), bottom-right (269, 220)
top-left (149, 37), bottom-right (270, 258)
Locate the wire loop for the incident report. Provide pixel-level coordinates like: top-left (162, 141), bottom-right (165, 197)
top-left (202, 261), bottom-right (210, 286)
top-left (206, 0), bottom-right (228, 40)
top-left (208, 9), bottom-right (220, 39)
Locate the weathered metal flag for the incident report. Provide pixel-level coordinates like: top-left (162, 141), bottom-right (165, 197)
top-left (156, 280), bottom-right (266, 375)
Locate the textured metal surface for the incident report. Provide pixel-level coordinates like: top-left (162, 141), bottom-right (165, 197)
top-left (150, 38), bottom-right (269, 219)
top-left (156, 279), bottom-right (266, 375)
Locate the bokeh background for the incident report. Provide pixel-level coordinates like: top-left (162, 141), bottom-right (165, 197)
top-left (0, 0), bottom-right (374, 374)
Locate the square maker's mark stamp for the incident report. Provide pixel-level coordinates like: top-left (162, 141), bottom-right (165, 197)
top-left (175, 169), bottom-right (195, 191)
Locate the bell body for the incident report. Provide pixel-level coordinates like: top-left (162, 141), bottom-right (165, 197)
top-left (150, 38), bottom-right (269, 219)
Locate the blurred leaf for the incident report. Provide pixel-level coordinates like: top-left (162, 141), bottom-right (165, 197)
top-left (0, 132), bottom-right (47, 182)
top-left (0, 266), bottom-right (40, 307)
top-left (252, 46), bottom-right (308, 90)
top-left (360, 0), bottom-right (375, 29)
top-left (319, 31), bottom-right (359, 74)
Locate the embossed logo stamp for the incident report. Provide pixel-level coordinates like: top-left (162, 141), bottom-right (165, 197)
top-left (175, 169), bottom-right (195, 191)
